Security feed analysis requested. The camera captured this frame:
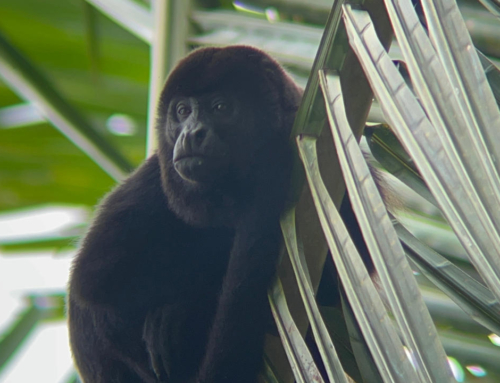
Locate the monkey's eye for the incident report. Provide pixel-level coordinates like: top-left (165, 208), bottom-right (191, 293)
top-left (176, 104), bottom-right (191, 116)
top-left (213, 102), bottom-right (228, 113)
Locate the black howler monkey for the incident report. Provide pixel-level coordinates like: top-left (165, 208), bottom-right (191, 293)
top-left (68, 45), bottom-right (304, 383)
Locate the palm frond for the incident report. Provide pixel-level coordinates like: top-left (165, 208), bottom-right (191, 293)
top-left (269, 278), bottom-right (325, 383)
top-left (298, 134), bottom-right (419, 383)
top-left (395, 221), bottom-right (500, 334)
top-left (319, 66), bottom-right (453, 381)
top-left (281, 209), bottom-right (349, 383)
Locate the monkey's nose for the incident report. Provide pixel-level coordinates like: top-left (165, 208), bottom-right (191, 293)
top-left (180, 124), bottom-right (209, 154)
top-left (190, 126), bottom-right (208, 148)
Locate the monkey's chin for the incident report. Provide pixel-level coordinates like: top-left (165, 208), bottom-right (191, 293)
top-left (174, 157), bottom-right (224, 183)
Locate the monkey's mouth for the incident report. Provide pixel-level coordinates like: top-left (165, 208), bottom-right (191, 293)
top-left (174, 156), bottom-right (225, 183)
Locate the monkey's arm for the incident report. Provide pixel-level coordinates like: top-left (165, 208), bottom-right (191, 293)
top-left (69, 157), bottom-right (181, 311)
top-left (196, 215), bottom-right (282, 383)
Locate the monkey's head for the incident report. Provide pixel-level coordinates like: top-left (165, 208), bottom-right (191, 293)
top-left (156, 46), bottom-right (303, 227)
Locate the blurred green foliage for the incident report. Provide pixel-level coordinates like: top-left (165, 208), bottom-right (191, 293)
top-left (0, 0), bottom-right (151, 211)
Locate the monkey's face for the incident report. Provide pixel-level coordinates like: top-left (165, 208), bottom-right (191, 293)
top-left (166, 91), bottom-right (257, 185)
top-left (159, 85), bottom-right (288, 227)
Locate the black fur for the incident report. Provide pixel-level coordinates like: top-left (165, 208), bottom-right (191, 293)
top-left (68, 45), bottom-right (303, 383)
